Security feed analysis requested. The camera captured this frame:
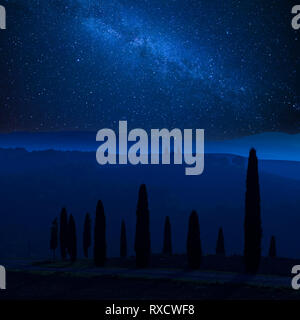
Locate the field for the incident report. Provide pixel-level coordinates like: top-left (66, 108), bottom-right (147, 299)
top-left (1, 270), bottom-right (299, 300)
top-left (1, 255), bottom-right (300, 300)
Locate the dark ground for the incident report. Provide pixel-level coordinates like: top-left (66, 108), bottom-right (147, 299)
top-left (1, 254), bottom-right (300, 300)
top-left (32, 254), bottom-right (300, 277)
top-left (1, 270), bottom-right (299, 300)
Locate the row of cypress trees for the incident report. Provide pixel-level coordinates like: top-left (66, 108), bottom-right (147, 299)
top-left (50, 184), bottom-right (152, 267)
top-left (50, 148), bottom-right (274, 273)
top-left (50, 210), bottom-right (77, 262)
top-left (50, 200), bottom-right (108, 266)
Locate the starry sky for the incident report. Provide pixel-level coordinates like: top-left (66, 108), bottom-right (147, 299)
top-left (0, 0), bottom-right (299, 138)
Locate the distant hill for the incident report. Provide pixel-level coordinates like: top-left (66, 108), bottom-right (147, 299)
top-left (206, 132), bottom-right (300, 161)
top-left (0, 148), bottom-right (299, 260)
top-left (0, 131), bottom-right (299, 161)
top-left (0, 132), bottom-right (97, 151)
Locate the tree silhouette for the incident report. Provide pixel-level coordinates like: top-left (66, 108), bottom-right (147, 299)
top-left (83, 213), bottom-right (91, 258)
top-left (216, 227), bottom-right (225, 255)
top-left (187, 210), bottom-right (202, 269)
top-left (120, 220), bottom-right (127, 259)
top-left (134, 184), bottom-right (151, 268)
top-left (94, 200), bottom-right (106, 267)
top-left (59, 208), bottom-right (68, 260)
top-left (244, 148), bottom-right (262, 274)
top-left (269, 235), bottom-right (276, 258)
top-left (50, 218), bottom-right (58, 261)
top-left (67, 214), bottom-right (77, 262)
top-left (162, 216), bottom-right (172, 255)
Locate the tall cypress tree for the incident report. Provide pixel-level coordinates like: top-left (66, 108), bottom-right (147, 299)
top-left (216, 227), bottom-right (225, 255)
top-left (187, 210), bottom-right (202, 269)
top-left (83, 213), bottom-right (91, 258)
top-left (244, 148), bottom-right (262, 274)
top-left (68, 214), bottom-right (77, 262)
top-left (269, 235), bottom-right (276, 258)
top-left (50, 218), bottom-right (58, 261)
top-left (120, 220), bottom-right (127, 259)
top-left (163, 216), bottom-right (172, 255)
top-left (59, 208), bottom-right (68, 260)
top-left (94, 200), bottom-right (106, 267)
top-left (134, 184), bottom-right (151, 268)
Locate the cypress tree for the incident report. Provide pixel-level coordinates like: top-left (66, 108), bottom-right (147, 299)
top-left (216, 227), bottom-right (225, 255)
top-left (244, 148), bottom-right (262, 274)
top-left (163, 216), bottom-right (172, 255)
top-left (269, 235), bottom-right (276, 258)
top-left (94, 200), bottom-right (106, 267)
top-left (83, 213), bottom-right (91, 258)
top-left (120, 220), bottom-right (127, 259)
top-left (50, 218), bottom-right (58, 261)
top-left (68, 214), bottom-right (77, 262)
top-left (134, 184), bottom-right (151, 268)
top-left (59, 207), bottom-right (68, 260)
top-left (187, 210), bottom-right (202, 269)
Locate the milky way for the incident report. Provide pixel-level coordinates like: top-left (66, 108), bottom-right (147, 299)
top-left (0, 0), bottom-right (299, 137)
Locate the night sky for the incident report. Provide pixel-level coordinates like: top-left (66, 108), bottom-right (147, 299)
top-left (0, 0), bottom-right (299, 138)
